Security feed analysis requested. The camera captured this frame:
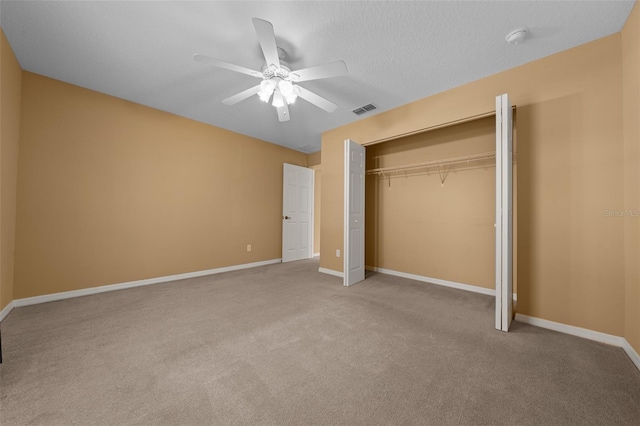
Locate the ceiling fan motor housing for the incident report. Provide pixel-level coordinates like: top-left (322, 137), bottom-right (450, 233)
top-left (262, 61), bottom-right (291, 79)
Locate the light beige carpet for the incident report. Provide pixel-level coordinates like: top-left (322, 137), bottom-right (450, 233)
top-left (1, 259), bottom-right (639, 425)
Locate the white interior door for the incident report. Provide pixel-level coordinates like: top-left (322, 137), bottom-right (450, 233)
top-left (282, 163), bottom-right (314, 262)
top-left (495, 93), bottom-right (514, 331)
top-left (344, 139), bottom-right (365, 287)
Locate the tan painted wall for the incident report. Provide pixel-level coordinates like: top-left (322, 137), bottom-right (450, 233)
top-left (307, 152), bottom-right (321, 167)
top-left (622, 3), bottom-right (640, 355)
top-left (0, 29), bottom-right (22, 311)
top-left (321, 34), bottom-right (625, 336)
top-left (365, 117), bottom-right (496, 289)
top-left (14, 72), bottom-right (307, 299)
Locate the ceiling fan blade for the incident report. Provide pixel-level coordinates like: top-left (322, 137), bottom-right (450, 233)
top-left (252, 18), bottom-right (281, 70)
top-left (277, 104), bottom-right (290, 122)
top-left (222, 85), bottom-right (261, 105)
top-left (194, 54), bottom-right (262, 78)
top-left (289, 61), bottom-right (348, 82)
top-left (296, 86), bottom-right (337, 113)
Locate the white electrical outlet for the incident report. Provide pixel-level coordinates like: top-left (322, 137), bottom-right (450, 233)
top-left (336, 249), bottom-right (341, 257)
top-left (247, 245), bottom-right (252, 252)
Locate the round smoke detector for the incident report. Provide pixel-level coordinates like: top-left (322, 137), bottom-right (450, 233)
top-left (506, 28), bottom-right (529, 45)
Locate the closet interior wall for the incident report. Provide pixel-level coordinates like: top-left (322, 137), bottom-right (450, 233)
top-left (365, 115), bottom-right (517, 292)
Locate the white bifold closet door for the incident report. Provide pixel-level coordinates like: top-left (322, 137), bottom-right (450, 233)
top-left (495, 93), bottom-right (514, 331)
top-left (344, 139), bottom-right (365, 287)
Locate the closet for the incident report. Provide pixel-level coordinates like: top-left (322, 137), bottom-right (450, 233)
top-left (349, 96), bottom-right (516, 330)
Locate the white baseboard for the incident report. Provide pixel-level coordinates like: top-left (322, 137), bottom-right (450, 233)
top-left (621, 339), bottom-right (640, 371)
top-left (318, 265), bottom-right (496, 297)
top-left (318, 267), bottom-right (343, 278)
top-left (366, 266), bottom-right (495, 297)
top-left (12, 258), bottom-right (282, 308)
top-left (515, 313), bottom-right (640, 371)
top-left (0, 300), bottom-right (15, 322)
top-left (313, 253), bottom-right (320, 258)
top-left (514, 314), bottom-right (625, 346)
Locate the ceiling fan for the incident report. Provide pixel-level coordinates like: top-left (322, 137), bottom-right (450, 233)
top-left (194, 18), bottom-right (348, 122)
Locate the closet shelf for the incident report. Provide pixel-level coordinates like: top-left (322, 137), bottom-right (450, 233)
top-left (367, 151), bottom-right (499, 177)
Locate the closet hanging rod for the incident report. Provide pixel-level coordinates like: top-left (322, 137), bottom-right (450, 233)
top-left (367, 151), bottom-right (501, 175)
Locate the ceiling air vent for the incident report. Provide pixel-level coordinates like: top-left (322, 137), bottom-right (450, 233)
top-left (352, 103), bottom-right (377, 115)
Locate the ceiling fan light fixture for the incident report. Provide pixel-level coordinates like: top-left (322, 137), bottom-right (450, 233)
top-left (272, 90), bottom-right (285, 108)
top-left (258, 79), bottom-right (276, 102)
top-left (278, 80), bottom-right (294, 97)
top-left (287, 85), bottom-right (301, 104)
top-left (285, 93), bottom-right (297, 104)
top-left (258, 91), bottom-right (272, 103)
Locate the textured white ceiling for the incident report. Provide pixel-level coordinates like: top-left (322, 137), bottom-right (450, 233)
top-left (1, 1), bottom-right (635, 153)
